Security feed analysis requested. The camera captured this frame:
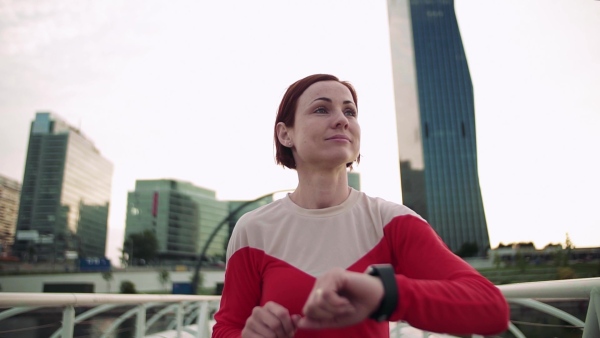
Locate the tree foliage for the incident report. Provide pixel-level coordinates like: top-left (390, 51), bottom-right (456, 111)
top-left (123, 230), bottom-right (159, 265)
top-left (493, 254), bottom-right (502, 269)
top-left (158, 269), bottom-right (170, 292)
top-left (515, 251), bottom-right (528, 272)
top-left (120, 280), bottom-right (137, 294)
top-left (455, 242), bottom-right (479, 258)
top-left (101, 271), bottom-right (114, 293)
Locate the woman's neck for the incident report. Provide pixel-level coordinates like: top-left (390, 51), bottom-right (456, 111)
top-left (290, 169), bottom-right (351, 209)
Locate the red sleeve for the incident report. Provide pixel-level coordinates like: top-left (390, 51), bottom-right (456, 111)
top-left (212, 247), bottom-right (263, 338)
top-left (386, 215), bottom-right (509, 335)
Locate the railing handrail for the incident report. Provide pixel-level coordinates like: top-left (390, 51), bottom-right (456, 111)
top-left (1, 278), bottom-right (598, 307)
top-left (0, 292), bottom-right (220, 307)
top-left (498, 276), bottom-right (600, 299)
top-left (1, 278), bottom-right (599, 337)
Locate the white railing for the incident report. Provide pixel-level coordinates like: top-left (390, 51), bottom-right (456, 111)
top-left (0, 293), bottom-right (220, 338)
top-left (498, 277), bottom-right (600, 338)
top-left (0, 277), bottom-right (599, 337)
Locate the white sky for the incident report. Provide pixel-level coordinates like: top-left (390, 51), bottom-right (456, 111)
top-left (0, 0), bottom-right (598, 265)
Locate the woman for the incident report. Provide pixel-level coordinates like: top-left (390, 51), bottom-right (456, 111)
top-left (212, 74), bottom-right (509, 338)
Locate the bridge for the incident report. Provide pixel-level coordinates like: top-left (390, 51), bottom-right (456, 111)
top-left (0, 277), bottom-right (598, 337)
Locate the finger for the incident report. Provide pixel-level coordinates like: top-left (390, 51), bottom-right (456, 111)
top-left (243, 307), bottom-right (276, 337)
top-left (296, 314), bottom-right (347, 330)
top-left (303, 288), bottom-right (353, 319)
top-left (296, 316), bottom-right (326, 330)
top-left (244, 305), bottom-right (289, 338)
top-left (264, 302), bottom-right (296, 337)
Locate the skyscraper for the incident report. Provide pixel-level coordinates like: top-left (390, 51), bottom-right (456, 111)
top-left (13, 112), bottom-right (113, 261)
top-left (0, 175), bottom-right (20, 255)
top-left (387, 0), bottom-right (490, 254)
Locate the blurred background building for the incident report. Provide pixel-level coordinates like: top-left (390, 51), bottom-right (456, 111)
top-left (388, 0), bottom-right (490, 254)
top-left (125, 179), bottom-right (231, 265)
top-left (347, 171), bottom-right (361, 191)
top-left (0, 175), bottom-right (20, 256)
top-left (12, 112), bottom-right (113, 262)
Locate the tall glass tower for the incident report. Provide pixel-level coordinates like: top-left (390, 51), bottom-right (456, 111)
top-left (387, 0), bottom-right (490, 254)
top-left (13, 112), bottom-right (113, 261)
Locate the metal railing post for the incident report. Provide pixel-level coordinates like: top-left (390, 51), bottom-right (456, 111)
top-left (135, 304), bottom-right (146, 338)
top-left (176, 302), bottom-right (184, 337)
top-left (196, 300), bottom-right (209, 338)
top-left (61, 305), bottom-right (75, 338)
top-left (582, 287), bottom-right (600, 338)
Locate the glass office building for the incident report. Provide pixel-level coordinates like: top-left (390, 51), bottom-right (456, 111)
top-left (0, 175), bottom-right (20, 254)
top-left (13, 112), bottom-right (113, 261)
top-left (125, 180), bottom-right (230, 264)
top-left (387, 0), bottom-right (490, 254)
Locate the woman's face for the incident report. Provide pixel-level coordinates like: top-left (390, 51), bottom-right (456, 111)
top-left (284, 81), bottom-right (361, 170)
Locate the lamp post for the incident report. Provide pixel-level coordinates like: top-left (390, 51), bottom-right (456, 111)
top-left (190, 190), bottom-right (289, 295)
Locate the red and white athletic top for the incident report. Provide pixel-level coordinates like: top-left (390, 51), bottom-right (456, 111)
top-left (212, 188), bottom-right (509, 337)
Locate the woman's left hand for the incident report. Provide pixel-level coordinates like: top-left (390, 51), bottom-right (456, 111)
top-left (296, 267), bottom-right (385, 329)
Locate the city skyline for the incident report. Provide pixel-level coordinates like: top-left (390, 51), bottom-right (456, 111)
top-left (0, 0), bottom-right (598, 265)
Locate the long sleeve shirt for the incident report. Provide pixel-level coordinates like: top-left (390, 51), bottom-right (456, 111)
top-left (212, 189), bottom-right (509, 337)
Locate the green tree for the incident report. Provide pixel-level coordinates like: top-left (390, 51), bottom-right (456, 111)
top-left (120, 280), bottom-right (137, 294)
top-left (493, 253), bottom-right (502, 269)
top-left (158, 269), bottom-right (170, 293)
top-left (516, 242), bottom-right (536, 249)
top-left (557, 266), bottom-right (576, 279)
top-left (123, 230), bottom-right (159, 265)
top-left (456, 242), bottom-right (479, 258)
top-left (515, 251), bottom-right (528, 273)
top-left (118, 247), bottom-right (128, 267)
top-left (564, 232), bottom-right (574, 266)
top-left (101, 271), bottom-right (114, 293)
top-left (553, 249), bottom-right (565, 267)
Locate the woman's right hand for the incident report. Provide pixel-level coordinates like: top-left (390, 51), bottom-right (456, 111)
top-left (241, 301), bottom-right (299, 338)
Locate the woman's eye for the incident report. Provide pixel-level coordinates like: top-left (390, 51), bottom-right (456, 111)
top-left (315, 107), bottom-right (327, 114)
top-left (344, 110), bottom-right (357, 117)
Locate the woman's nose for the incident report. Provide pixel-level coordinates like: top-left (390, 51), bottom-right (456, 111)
top-left (333, 110), bottom-right (349, 129)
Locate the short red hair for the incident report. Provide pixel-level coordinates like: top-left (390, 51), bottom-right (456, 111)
top-left (274, 74), bottom-right (360, 169)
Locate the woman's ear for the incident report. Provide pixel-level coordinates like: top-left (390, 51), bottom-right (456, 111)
top-left (276, 122), bottom-right (292, 147)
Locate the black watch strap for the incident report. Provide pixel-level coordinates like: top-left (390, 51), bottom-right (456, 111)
top-left (366, 264), bottom-right (398, 322)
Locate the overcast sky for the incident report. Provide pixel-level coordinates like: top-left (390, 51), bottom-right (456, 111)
top-left (1, 0), bottom-right (598, 265)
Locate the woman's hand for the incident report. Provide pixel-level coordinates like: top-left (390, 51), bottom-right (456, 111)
top-left (296, 267), bottom-right (385, 330)
top-left (241, 301), bottom-right (299, 338)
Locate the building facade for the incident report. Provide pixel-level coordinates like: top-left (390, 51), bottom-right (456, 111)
top-left (387, 0), bottom-right (490, 254)
top-left (125, 180), bottom-right (230, 264)
top-left (0, 175), bottom-right (20, 255)
top-left (13, 112), bottom-right (113, 261)
top-left (347, 171), bottom-right (361, 191)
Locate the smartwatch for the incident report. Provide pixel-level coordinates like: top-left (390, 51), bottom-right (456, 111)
top-left (366, 264), bottom-right (398, 322)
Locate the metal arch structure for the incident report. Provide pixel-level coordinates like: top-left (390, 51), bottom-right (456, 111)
top-left (190, 190), bottom-right (292, 295)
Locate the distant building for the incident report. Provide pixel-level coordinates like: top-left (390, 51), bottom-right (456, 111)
top-left (125, 180), bottom-right (230, 264)
top-left (125, 180), bottom-right (282, 265)
top-left (387, 0), bottom-right (490, 254)
top-left (13, 112), bottom-right (113, 262)
top-left (347, 171), bottom-right (361, 191)
top-left (0, 175), bottom-right (20, 255)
